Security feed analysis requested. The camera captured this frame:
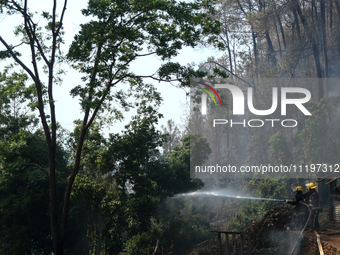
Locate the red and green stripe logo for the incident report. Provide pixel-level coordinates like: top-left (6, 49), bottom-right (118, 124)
top-left (198, 82), bottom-right (223, 106)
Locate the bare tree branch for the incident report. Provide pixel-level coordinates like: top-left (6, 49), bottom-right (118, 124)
top-left (23, 163), bottom-right (48, 176)
top-left (199, 61), bottom-right (255, 88)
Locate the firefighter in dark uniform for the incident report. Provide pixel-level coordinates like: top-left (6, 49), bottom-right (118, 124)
top-left (287, 186), bottom-right (306, 230)
top-left (305, 182), bottom-right (321, 230)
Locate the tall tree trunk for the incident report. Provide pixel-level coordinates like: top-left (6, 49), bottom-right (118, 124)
top-left (320, 0), bottom-right (328, 78)
top-left (265, 30), bottom-right (277, 65)
top-left (236, 0), bottom-right (258, 71)
top-left (330, 0), bottom-right (333, 29)
top-left (336, 0), bottom-right (340, 18)
top-left (274, 18), bottom-right (282, 58)
top-left (257, 0), bottom-right (275, 65)
top-left (252, 28), bottom-right (258, 69)
top-left (294, 0), bottom-right (324, 99)
top-left (49, 150), bottom-right (62, 254)
top-left (225, 29), bottom-right (233, 74)
top-left (293, 9), bottom-right (301, 41)
top-left (277, 14), bottom-right (287, 49)
top-left (233, 37), bottom-right (237, 74)
top-left (312, 0), bottom-right (318, 22)
top-left (335, 0), bottom-right (340, 56)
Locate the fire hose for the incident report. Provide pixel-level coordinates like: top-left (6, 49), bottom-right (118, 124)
top-left (289, 201), bottom-right (312, 255)
top-left (316, 231), bottom-right (325, 255)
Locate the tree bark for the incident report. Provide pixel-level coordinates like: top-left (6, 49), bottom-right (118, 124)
top-left (294, 0), bottom-right (324, 99)
top-left (236, 0), bottom-right (258, 70)
top-left (252, 29), bottom-right (258, 69)
top-left (225, 29), bottom-right (233, 74)
top-left (335, 0), bottom-right (340, 56)
top-left (330, 0), bottom-right (333, 29)
top-left (277, 14), bottom-right (286, 49)
top-left (336, 0), bottom-right (340, 18)
top-left (273, 18), bottom-right (282, 58)
top-left (265, 30), bottom-right (277, 65)
top-left (320, 0), bottom-right (328, 78)
top-left (293, 8), bottom-right (301, 41)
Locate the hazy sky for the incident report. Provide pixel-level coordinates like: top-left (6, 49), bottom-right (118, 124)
top-left (0, 0), bottom-right (222, 136)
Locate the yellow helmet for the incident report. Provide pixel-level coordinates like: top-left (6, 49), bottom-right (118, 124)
top-left (306, 183), bottom-right (317, 189)
top-left (295, 186), bottom-right (303, 191)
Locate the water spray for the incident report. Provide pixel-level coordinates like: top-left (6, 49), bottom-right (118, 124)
top-left (174, 190), bottom-right (312, 254)
top-left (176, 190), bottom-right (287, 202)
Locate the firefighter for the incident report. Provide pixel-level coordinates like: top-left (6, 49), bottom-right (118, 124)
top-left (305, 182), bottom-right (321, 230)
top-left (287, 186), bottom-right (306, 230)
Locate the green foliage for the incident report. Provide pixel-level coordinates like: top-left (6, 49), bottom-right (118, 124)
top-left (0, 69), bottom-right (38, 137)
top-left (67, 105), bottom-right (208, 254)
top-left (156, 200), bottom-right (213, 255)
top-left (0, 128), bottom-right (70, 255)
top-left (0, 124), bottom-right (69, 255)
top-left (0, 0), bottom-right (227, 254)
top-left (259, 230), bottom-right (290, 254)
top-left (0, 132), bottom-right (51, 255)
top-left (67, 0), bottom-right (222, 117)
top-left (160, 119), bottom-right (180, 154)
top-left (121, 221), bottom-right (164, 255)
top-left (269, 131), bottom-right (292, 166)
top-left (293, 98), bottom-right (340, 165)
top-left (0, 70), bottom-right (68, 254)
top-left (171, 133), bottom-right (212, 170)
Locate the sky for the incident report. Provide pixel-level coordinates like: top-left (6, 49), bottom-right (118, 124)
top-left (0, 0), bottom-right (223, 136)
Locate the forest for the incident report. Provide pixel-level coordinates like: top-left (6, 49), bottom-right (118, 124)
top-left (1, 0), bottom-right (340, 254)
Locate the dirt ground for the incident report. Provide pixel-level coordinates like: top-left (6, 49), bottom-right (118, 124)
top-left (301, 230), bottom-right (340, 255)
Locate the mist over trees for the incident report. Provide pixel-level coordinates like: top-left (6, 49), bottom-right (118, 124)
top-left (189, 1), bottom-right (340, 252)
top-left (194, 0), bottom-right (340, 176)
top-left (213, 0), bottom-right (340, 82)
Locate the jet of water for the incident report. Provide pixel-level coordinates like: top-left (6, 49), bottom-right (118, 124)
top-left (175, 190), bottom-right (285, 202)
